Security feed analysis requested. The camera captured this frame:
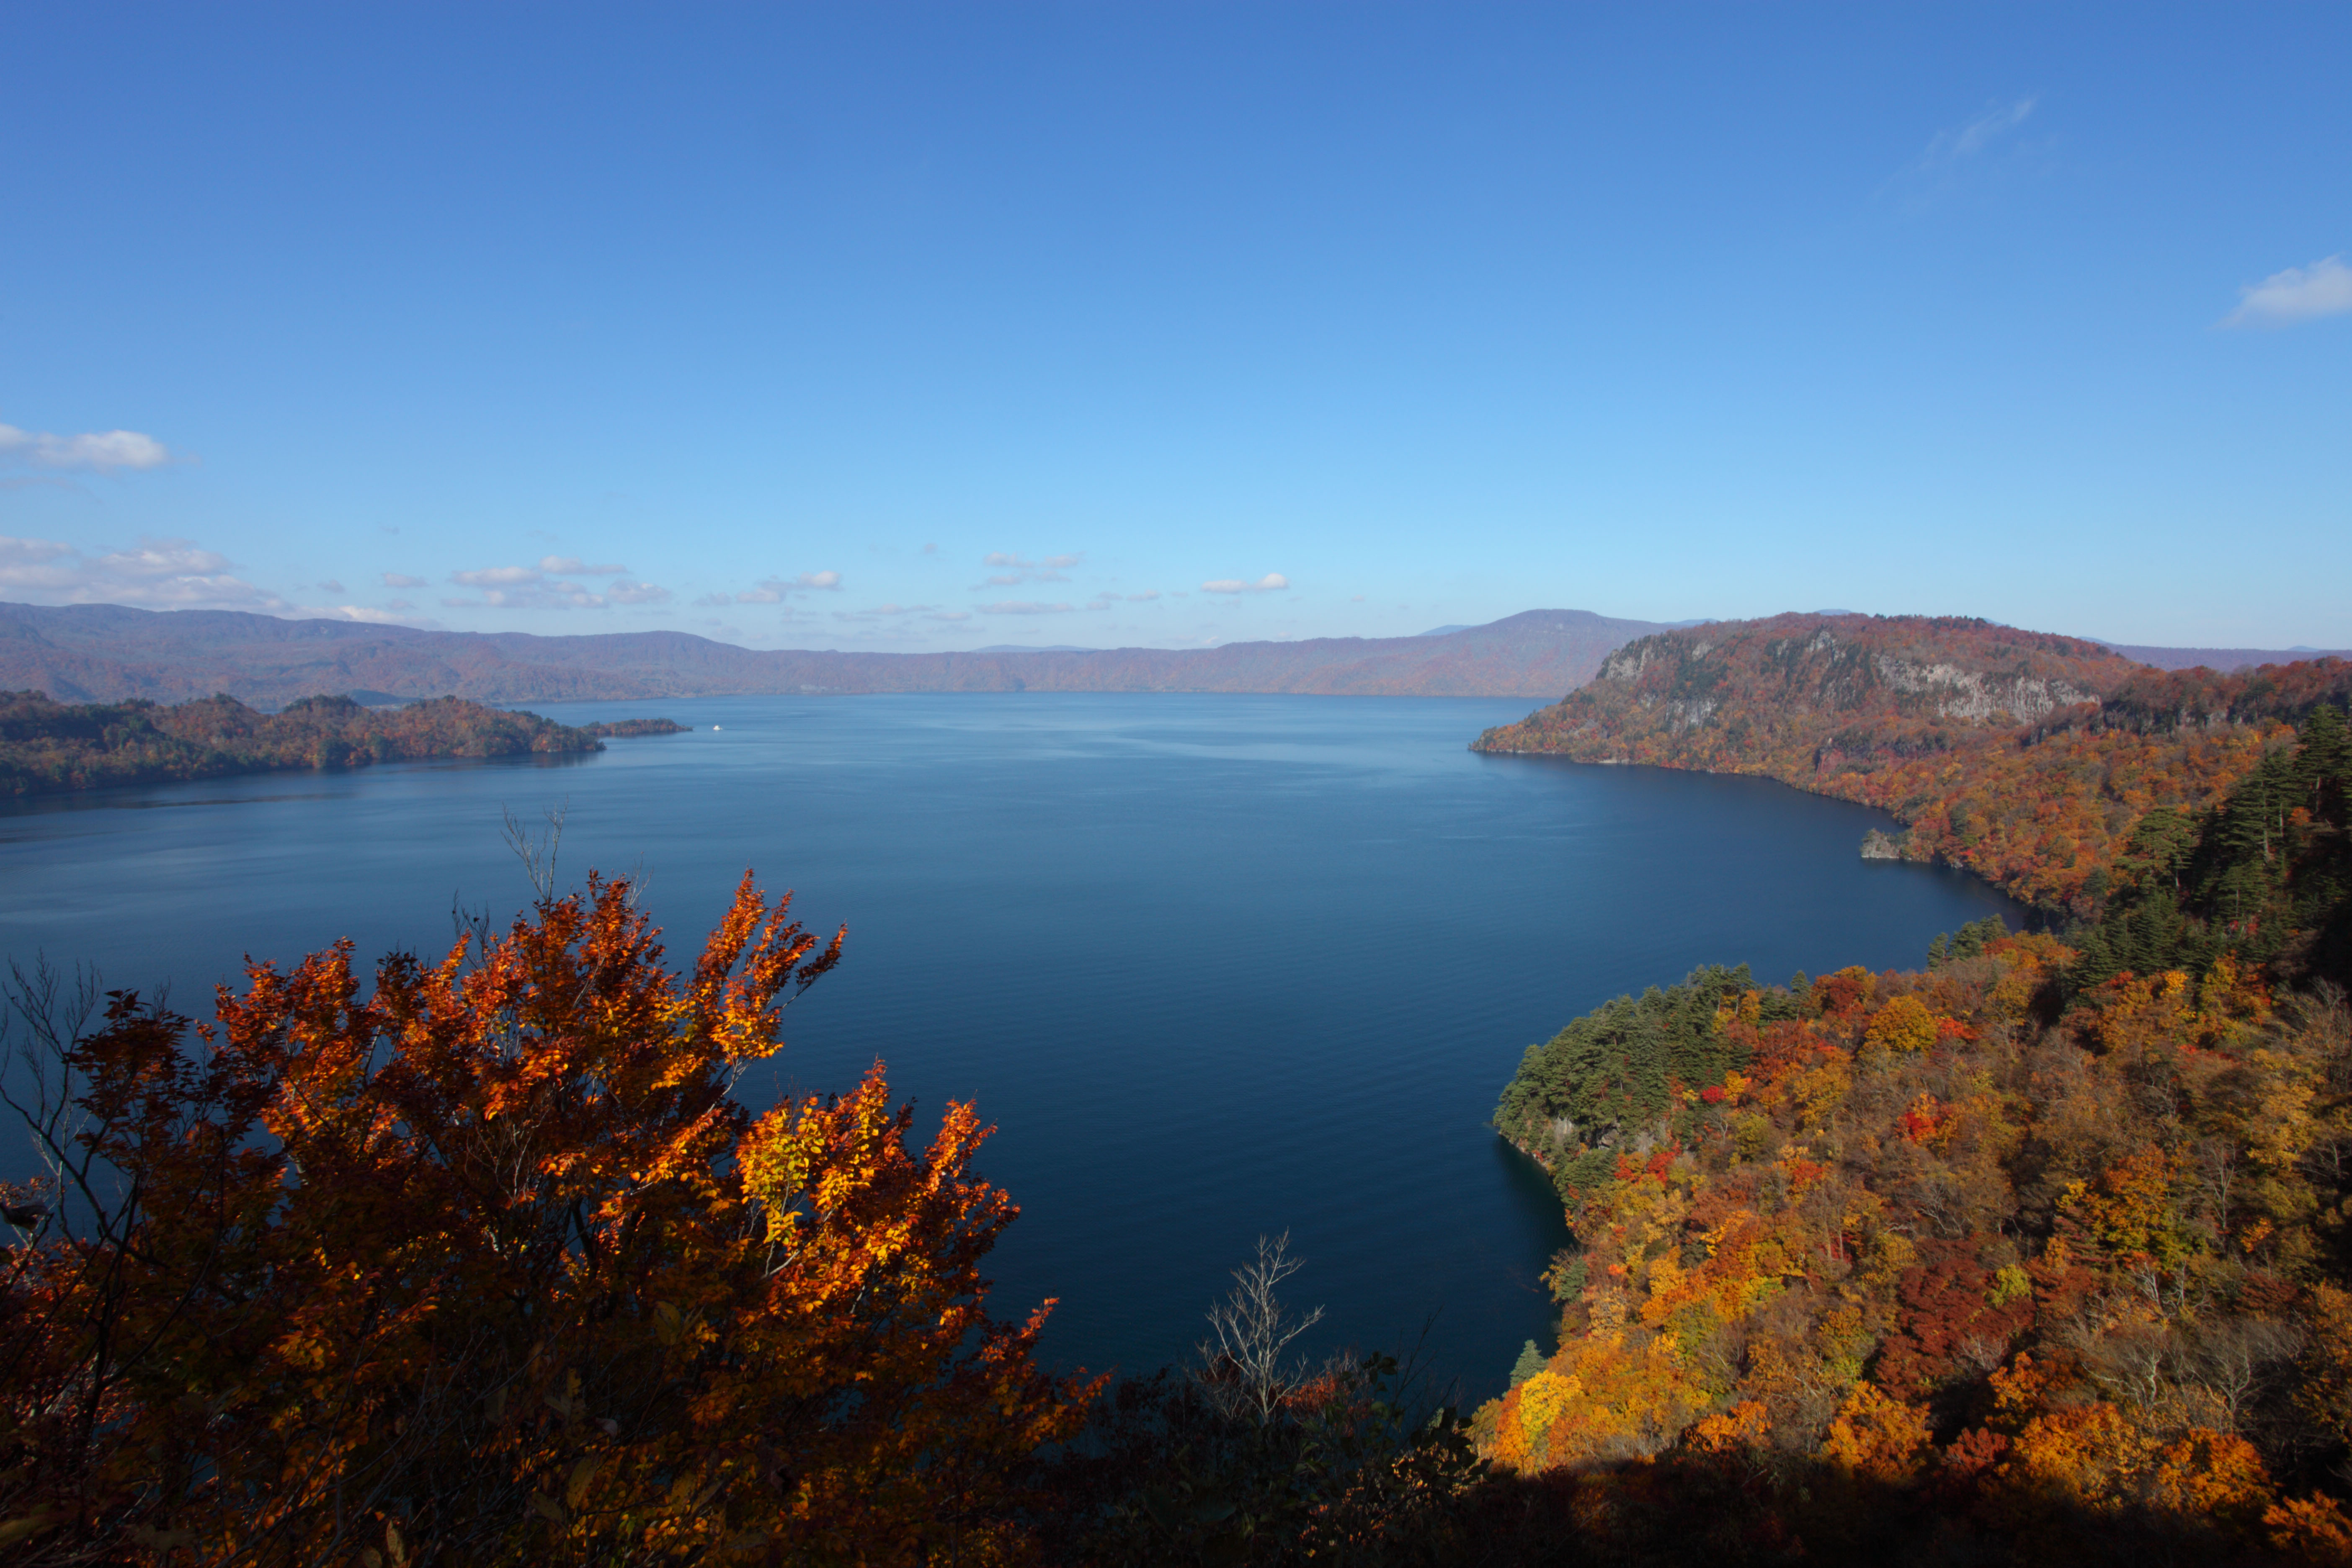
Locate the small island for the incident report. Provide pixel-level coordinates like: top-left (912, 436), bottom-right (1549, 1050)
top-left (580, 716), bottom-right (690, 738)
top-left (0, 690), bottom-right (683, 797)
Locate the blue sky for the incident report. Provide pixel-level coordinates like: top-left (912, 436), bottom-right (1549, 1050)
top-left (2, 3), bottom-right (2345, 651)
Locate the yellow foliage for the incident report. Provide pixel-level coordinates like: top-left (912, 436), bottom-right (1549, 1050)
top-left (1865, 994), bottom-right (1939, 1055)
top-left (2000, 1402), bottom-right (2157, 1510)
top-left (1791, 1057), bottom-right (1852, 1128)
top-left (1516, 1370), bottom-right (1578, 1442)
top-left (2058, 1144), bottom-right (2192, 1269)
top-left (1820, 1382), bottom-right (1930, 1481)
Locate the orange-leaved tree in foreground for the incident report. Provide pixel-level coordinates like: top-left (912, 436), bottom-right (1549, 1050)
top-left (1, 871), bottom-right (1093, 1566)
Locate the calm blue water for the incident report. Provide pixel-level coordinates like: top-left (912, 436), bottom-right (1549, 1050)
top-left (0, 694), bottom-right (2017, 1401)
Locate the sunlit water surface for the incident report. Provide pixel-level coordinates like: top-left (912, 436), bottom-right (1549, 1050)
top-left (0, 694), bottom-right (2019, 1401)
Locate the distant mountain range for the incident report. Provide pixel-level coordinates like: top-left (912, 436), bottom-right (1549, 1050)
top-left (0, 603), bottom-right (1673, 706)
top-left (2097, 641), bottom-right (2352, 671)
top-left (1, 601), bottom-right (2343, 708)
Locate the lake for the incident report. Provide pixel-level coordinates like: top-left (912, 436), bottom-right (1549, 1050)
top-left (0, 693), bottom-right (2019, 1402)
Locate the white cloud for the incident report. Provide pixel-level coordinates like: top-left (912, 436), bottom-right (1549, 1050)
top-left (0, 533), bottom-right (291, 610)
top-left (2220, 254), bottom-right (2352, 329)
top-left (451, 565), bottom-right (541, 587)
top-left (979, 600), bottom-right (1075, 615)
top-left (318, 578), bottom-right (346, 594)
top-left (382, 572), bottom-right (429, 588)
top-left (1906, 97), bottom-right (2037, 175)
top-left (980, 550), bottom-right (1082, 586)
top-left (0, 536), bottom-right (77, 578)
top-left (1201, 573), bottom-right (1289, 595)
top-left (735, 570), bottom-right (842, 603)
top-left (0, 423), bottom-right (174, 472)
top-left (539, 555), bottom-right (629, 575)
top-left (439, 561), bottom-right (669, 609)
top-left (833, 601), bottom-right (939, 621)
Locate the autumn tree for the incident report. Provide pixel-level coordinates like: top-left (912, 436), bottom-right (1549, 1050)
top-left (1, 871), bottom-right (1091, 1565)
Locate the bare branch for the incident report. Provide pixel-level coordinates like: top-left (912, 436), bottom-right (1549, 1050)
top-left (1196, 1231), bottom-right (1326, 1424)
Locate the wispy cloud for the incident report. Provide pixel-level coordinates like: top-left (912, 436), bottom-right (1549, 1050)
top-left (539, 555), bottom-right (629, 575)
top-left (1921, 98), bottom-right (2036, 167)
top-left (980, 550), bottom-right (1082, 587)
top-left (2220, 254), bottom-right (2352, 329)
top-left (382, 572), bottom-right (429, 588)
top-left (0, 533), bottom-right (290, 610)
top-left (979, 600), bottom-right (1075, 615)
top-left (0, 422), bottom-right (175, 472)
top-left (833, 601), bottom-right (940, 621)
top-left (984, 552), bottom-right (1082, 569)
top-left (451, 565), bottom-right (541, 587)
top-left (1886, 97), bottom-right (2040, 199)
top-left (1201, 573), bottom-right (1289, 595)
top-left (445, 562), bottom-right (671, 609)
top-left (732, 570), bottom-right (843, 603)
top-left (1906, 98), bottom-right (2036, 175)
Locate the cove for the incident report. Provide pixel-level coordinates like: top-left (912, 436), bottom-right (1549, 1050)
top-left (0, 693), bottom-right (2019, 1402)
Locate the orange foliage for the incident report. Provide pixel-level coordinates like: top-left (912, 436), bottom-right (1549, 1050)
top-left (0, 872), bottom-right (1091, 1564)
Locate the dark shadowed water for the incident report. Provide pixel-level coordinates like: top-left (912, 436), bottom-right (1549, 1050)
top-left (0, 694), bottom-right (2018, 1401)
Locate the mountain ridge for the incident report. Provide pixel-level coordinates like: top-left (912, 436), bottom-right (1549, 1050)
top-left (0, 603), bottom-right (1671, 705)
top-left (3, 600), bottom-right (2345, 708)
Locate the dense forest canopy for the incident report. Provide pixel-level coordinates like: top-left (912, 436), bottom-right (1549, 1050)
top-left (1475, 644), bottom-right (2352, 1563)
top-left (0, 690), bottom-right (632, 796)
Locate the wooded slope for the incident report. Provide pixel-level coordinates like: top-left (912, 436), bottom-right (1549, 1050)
top-left (1473, 706), bottom-right (2352, 1563)
top-left (1474, 614), bottom-right (2352, 918)
top-left (0, 690), bottom-right (604, 795)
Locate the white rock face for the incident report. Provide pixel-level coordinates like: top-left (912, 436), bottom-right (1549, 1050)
top-left (1592, 629), bottom-right (2102, 732)
top-left (1872, 656), bottom-right (2095, 725)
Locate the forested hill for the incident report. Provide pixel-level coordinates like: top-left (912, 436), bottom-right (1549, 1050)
top-left (0, 690), bottom-right (612, 795)
top-left (1470, 670), bottom-right (2352, 1563)
top-left (0, 601), bottom-right (1667, 705)
top-left (1474, 613), bottom-right (2352, 919)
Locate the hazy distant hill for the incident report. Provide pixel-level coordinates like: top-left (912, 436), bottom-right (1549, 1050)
top-left (0, 603), bottom-right (1671, 706)
top-left (8, 601), bottom-right (2327, 707)
top-left (2101, 641), bottom-right (2352, 671)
